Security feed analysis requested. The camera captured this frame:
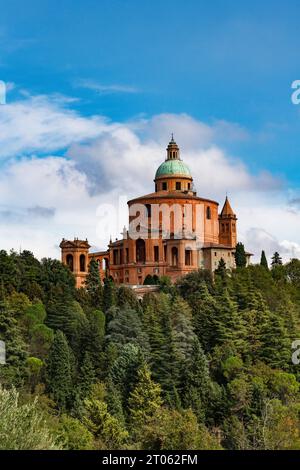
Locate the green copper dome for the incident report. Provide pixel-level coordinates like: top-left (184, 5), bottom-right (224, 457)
top-left (155, 159), bottom-right (191, 178)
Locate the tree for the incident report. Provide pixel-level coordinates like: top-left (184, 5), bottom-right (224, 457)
top-left (109, 343), bottom-right (143, 408)
top-left (128, 363), bottom-right (163, 431)
top-left (143, 274), bottom-right (155, 285)
top-left (0, 386), bottom-right (58, 450)
top-left (85, 309), bottom-right (105, 377)
top-left (141, 408), bottom-right (221, 450)
top-left (183, 338), bottom-right (211, 422)
top-left (46, 330), bottom-right (73, 410)
top-left (103, 278), bottom-right (116, 312)
top-left (215, 258), bottom-right (227, 279)
top-left (77, 352), bottom-right (96, 400)
top-left (189, 282), bottom-right (218, 353)
top-left (117, 286), bottom-right (140, 311)
top-left (142, 294), bottom-right (177, 403)
top-left (85, 259), bottom-right (103, 308)
top-left (260, 251), bottom-right (269, 270)
top-left (105, 305), bottom-right (149, 354)
top-left (235, 243), bottom-right (247, 268)
top-left (271, 252), bottom-right (283, 267)
top-left (0, 299), bottom-right (28, 386)
top-left (259, 313), bottom-right (291, 369)
top-left (169, 296), bottom-right (196, 389)
top-left (55, 414), bottom-right (94, 450)
top-left (83, 397), bottom-right (128, 449)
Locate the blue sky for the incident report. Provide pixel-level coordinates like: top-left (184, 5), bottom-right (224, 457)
top-left (0, 0), bottom-right (300, 260)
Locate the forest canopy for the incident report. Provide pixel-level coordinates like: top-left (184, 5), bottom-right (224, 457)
top-left (0, 248), bottom-right (300, 450)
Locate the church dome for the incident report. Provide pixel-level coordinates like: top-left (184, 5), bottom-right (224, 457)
top-left (155, 159), bottom-right (191, 178)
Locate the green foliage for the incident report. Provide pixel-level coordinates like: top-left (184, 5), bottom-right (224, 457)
top-left (140, 408), bottom-right (221, 450)
top-left (103, 278), bottom-right (116, 312)
top-left (0, 247), bottom-right (299, 450)
top-left (0, 386), bottom-right (58, 449)
top-left (55, 414), bottom-right (94, 450)
top-left (183, 338), bottom-right (211, 422)
top-left (46, 330), bottom-right (73, 410)
top-left (260, 250), bottom-right (269, 270)
top-left (128, 363), bottom-right (163, 431)
top-left (83, 397), bottom-right (128, 449)
top-left (271, 252), bottom-right (283, 267)
top-left (235, 242), bottom-right (247, 268)
top-left (109, 343), bottom-right (143, 408)
top-left (85, 259), bottom-right (103, 308)
top-left (0, 299), bottom-right (28, 386)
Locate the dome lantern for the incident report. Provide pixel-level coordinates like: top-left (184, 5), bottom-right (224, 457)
top-left (154, 137), bottom-right (194, 193)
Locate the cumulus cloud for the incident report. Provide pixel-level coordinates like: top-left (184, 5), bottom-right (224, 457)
top-left (0, 92), bottom-right (298, 262)
top-left (0, 93), bottom-right (110, 159)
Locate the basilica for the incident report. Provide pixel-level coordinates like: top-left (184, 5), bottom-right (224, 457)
top-left (60, 137), bottom-right (251, 288)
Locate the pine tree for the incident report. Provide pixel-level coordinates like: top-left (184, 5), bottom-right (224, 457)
top-left (142, 293), bottom-right (177, 403)
top-left (271, 252), bottom-right (283, 267)
top-left (235, 243), bottom-right (247, 268)
top-left (215, 258), bottom-right (227, 278)
top-left (108, 343), bottom-right (143, 408)
top-left (117, 286), bottom-right (140, 312)
top-left (259, 313), bottom-right (291, 369)
top-left (214, 289), bottom-right (246, 354)
top-left (77, 351), bottom-right (96, 400)
top-left (169, 296), bottom-right (196, 384)
top-left (260, 251), bottom-right (269, 270)
top-left (128, 363), bottom-right (163, 431)
top-left (189, 283), bottom-right (218, 353)
top-left (85, 309), bottom-right (105, 378)
top-left (85, 259), bottom-right (103, 308)
top-left (183, 337), bottom-right (211, 422)
top-left (46, 330), bottom-right (73, 410)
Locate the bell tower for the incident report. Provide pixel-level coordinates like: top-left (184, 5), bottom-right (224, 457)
top-left (60, 238), bottom-right (91, 288)
top-left (218, 196), bottom-right (237, 248)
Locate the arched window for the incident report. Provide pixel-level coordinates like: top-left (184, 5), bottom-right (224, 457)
top-left (171, 247), bottom-right (178, 267)
top-left (66, 254), bottom-right (74, 272)
top-left (206, 206), bottom-right (211, 219)
top-left (136, 239), bottom-right (146, 263)
top-left (80, 254), bottom-right (86, 272)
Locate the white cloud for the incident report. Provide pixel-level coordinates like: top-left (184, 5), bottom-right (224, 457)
top-left (0, 93), bottom-right (298, 263)
top-left (75, 79), bottom-right (139, 94)
top-left (0, 94), bottom-right (110, 159)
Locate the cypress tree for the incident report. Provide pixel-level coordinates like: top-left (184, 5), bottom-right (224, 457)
top-left (103, 278), bottom-right (116, 312)
top-left (260, 251), bottom-right (269, 270)
top-left (46, 330), bottom-right (72, 410)
top-left (85, 259), bottom-right (103, 308)
top-left (235, 243), bottom-right (247, 268)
